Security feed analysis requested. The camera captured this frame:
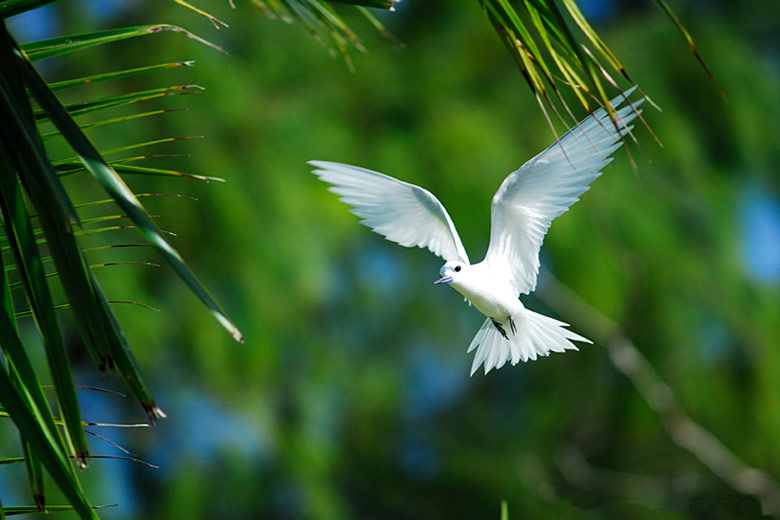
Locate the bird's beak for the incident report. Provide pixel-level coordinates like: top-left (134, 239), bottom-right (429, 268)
top-left (434, 275), bottom-right (453, 285)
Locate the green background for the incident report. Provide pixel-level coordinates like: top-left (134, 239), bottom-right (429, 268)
top-left (4, 0), bottom-right (780, 518)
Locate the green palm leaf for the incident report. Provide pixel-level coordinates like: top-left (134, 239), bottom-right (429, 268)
top-left (47, 61), bottom-right (195, 92)
top-left (20, 54), bottom-right (243, 341)
top-left (0, 26), bottom-right (88, 466)
top-left (0, 12), bottom-right (243, 518)
top-left (478, 0), bottom-right (719, 127)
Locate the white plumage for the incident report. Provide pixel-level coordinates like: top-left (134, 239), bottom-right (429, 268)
top-left (311, 87), bottom-right (643, 375)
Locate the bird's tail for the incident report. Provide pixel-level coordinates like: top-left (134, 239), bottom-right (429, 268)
top-left (467, 309), bottom-right (590, 376)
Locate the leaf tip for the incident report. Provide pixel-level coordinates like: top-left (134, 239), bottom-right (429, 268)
top-left (77, 451), bottom-right (89, 469)
top-left (145, 404), bottom-right (167, 423)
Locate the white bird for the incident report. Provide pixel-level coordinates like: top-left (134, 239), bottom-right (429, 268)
top-left (311, 87), bottom-right (643, 376)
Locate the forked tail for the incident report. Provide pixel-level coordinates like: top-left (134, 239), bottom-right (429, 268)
top-left (467, 309), bottom-right (590, 376)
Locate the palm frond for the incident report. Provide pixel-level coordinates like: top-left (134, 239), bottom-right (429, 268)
top-left (204, 0), bottom-right (400, 69)
top-left (0, 15), bottom-right (242, 518)
top-left (226, 0), bottom-right (716, 130)
top-left (482, 0), bottom-right (719, 130)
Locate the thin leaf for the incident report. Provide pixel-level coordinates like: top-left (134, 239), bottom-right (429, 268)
top-left (1, 411), bottom-right (150, 428)
top-left (92, 278), bottom-right (168, 421)
top-left (172, 0), bottom-right (229, 29)
top-left (52, 136), bottom-right (201, 165)
top-left (22, 439), bottom-right (45, 509)
top-left (0, 357), bottom-right (97, 520)
top-left (21, 24), bottom-right (224, 61)
top-left (652, 0), bottom-right (725, 99)
top-left (56, 162), bottom-right (225, 183)
top-left (0, 205), bottom-right (73, 473)
top-left (111, 163), bottom-right (224, 182)
top-left (561, 0), bottom-right (627, 78)
top-left (76, 193), bottom-right (198, 209)
top-left (541, 1), bottom-right (613, 114)
top-left (524, 4), bottom-right (587, 116)
top-left (356, 7), bottom-right (403, 48)
top-left (6, 40), bottom-right (162, 417)
top-left (15, 300), bottom-right (161, 319)
top-left (41, 108), bottom-right (188, 141)
top-left (325, 0), bottom-right (399, 9)
top-left (34, 83), bottom-right (203, 123)
top-left (483, 8), bottom-right (544, 93)
top-left (307, 0), bottom-right (362, 48)
top-left (254, 0), bottom-right (380, 66)
top-left (18, 46), bottom-right (239, 422)
top-left (3, 504), bottom-right (112, 516)
top-left (0, 28), bottom-right (79, 226)
top-left (85, 429), bottom-right (136, 457)
top-left (0, 26), bottom-right (88, 464)
top-left (79, 454), bottom-right (158, 469)
top-left (48, 61), bottom-right (195, 93)
top-left (0, 147), bottom-right (88, 466)
top-left (5, 245), bottom-right (154, 277)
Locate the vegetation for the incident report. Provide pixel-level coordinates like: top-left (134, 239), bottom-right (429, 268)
top-left (1, 0), bottom-right (778, 519)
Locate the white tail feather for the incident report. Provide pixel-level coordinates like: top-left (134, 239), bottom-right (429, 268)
top-left (467, 309), bottom-right (590, 376)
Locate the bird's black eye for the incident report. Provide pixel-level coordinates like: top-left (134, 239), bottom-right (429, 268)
top-left (454, 265), bottom-right (462, 272)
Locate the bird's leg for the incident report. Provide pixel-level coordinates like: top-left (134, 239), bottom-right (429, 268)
top-left (509, 316), bottom-right (517, 335)
top-left (491, 318), bottom-right (509, 340)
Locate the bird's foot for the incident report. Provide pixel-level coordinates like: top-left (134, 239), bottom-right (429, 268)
top-left (491, 318), bottom-right (509, 340)
top-left (509, 316), bottom-right (517, 335)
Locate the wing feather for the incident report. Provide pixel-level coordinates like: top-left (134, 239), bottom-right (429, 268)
top-left (484, 87), bottom-right (644, 295)
top-left (310, 161), bottom-right (469, 264)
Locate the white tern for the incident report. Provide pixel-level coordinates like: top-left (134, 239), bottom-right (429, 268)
top-left (311, 87), bottom-right (643, 375)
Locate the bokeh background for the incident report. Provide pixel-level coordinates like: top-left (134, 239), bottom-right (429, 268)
top-left (3, 0), bottom-right (780, 518)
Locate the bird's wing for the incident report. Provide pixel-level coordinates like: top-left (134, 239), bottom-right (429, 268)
top-left (310, 161), bottom-right (469, 264)
top-left (485, 87), bottom-right (643, 295)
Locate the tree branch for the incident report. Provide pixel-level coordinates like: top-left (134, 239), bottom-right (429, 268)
top-left (538, 270), bottom-right (780, 518)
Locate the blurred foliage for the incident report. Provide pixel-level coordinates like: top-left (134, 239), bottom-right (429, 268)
top-left (2, 0), bottom-right (780, 519)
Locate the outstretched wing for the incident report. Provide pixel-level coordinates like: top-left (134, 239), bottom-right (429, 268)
top-left (310, 161), bottom-right (469, 264)
top-left (485, 87), bottom-right (644, 295)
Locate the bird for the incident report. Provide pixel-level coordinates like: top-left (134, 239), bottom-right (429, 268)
top-left (310, 87), bottom-right (643, 376)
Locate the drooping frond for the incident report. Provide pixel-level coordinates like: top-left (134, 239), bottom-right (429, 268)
top-left (0, 9), bottom-right (242, 517)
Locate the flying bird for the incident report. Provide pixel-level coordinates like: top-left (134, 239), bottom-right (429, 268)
top-left (311, 87), bottom-right (643, 375)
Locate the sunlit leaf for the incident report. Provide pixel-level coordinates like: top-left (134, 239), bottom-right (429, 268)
top-left (21, 24), bottom-right (223, 61)
top-left (34, 84), bottom-right (203, 123)
top-left (48, 61), bottom-right (195, 93)
top-left (18, 39), bottom-right (244, 346)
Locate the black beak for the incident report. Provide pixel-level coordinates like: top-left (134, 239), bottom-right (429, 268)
top-left (433, 275), bottom-right (453, 285)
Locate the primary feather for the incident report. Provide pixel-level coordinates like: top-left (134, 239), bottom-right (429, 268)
top-left (485, 88), bottom-right (644, 295)
top-left (309, 161), bottom-right (469, 264)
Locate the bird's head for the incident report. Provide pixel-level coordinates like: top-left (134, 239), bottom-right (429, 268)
top-left (434, 260), bottom-right (466, 286)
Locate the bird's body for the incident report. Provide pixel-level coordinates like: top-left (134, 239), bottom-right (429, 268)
top-left (311, 87), bottom-right (643, 375)
top-left (445, 261), bottom-right (523, 321)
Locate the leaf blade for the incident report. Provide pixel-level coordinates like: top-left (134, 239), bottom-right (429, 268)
top-left (18, 30), bottom-right (244, 344)
top-left (21, 24), bottom-right (223, 62)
